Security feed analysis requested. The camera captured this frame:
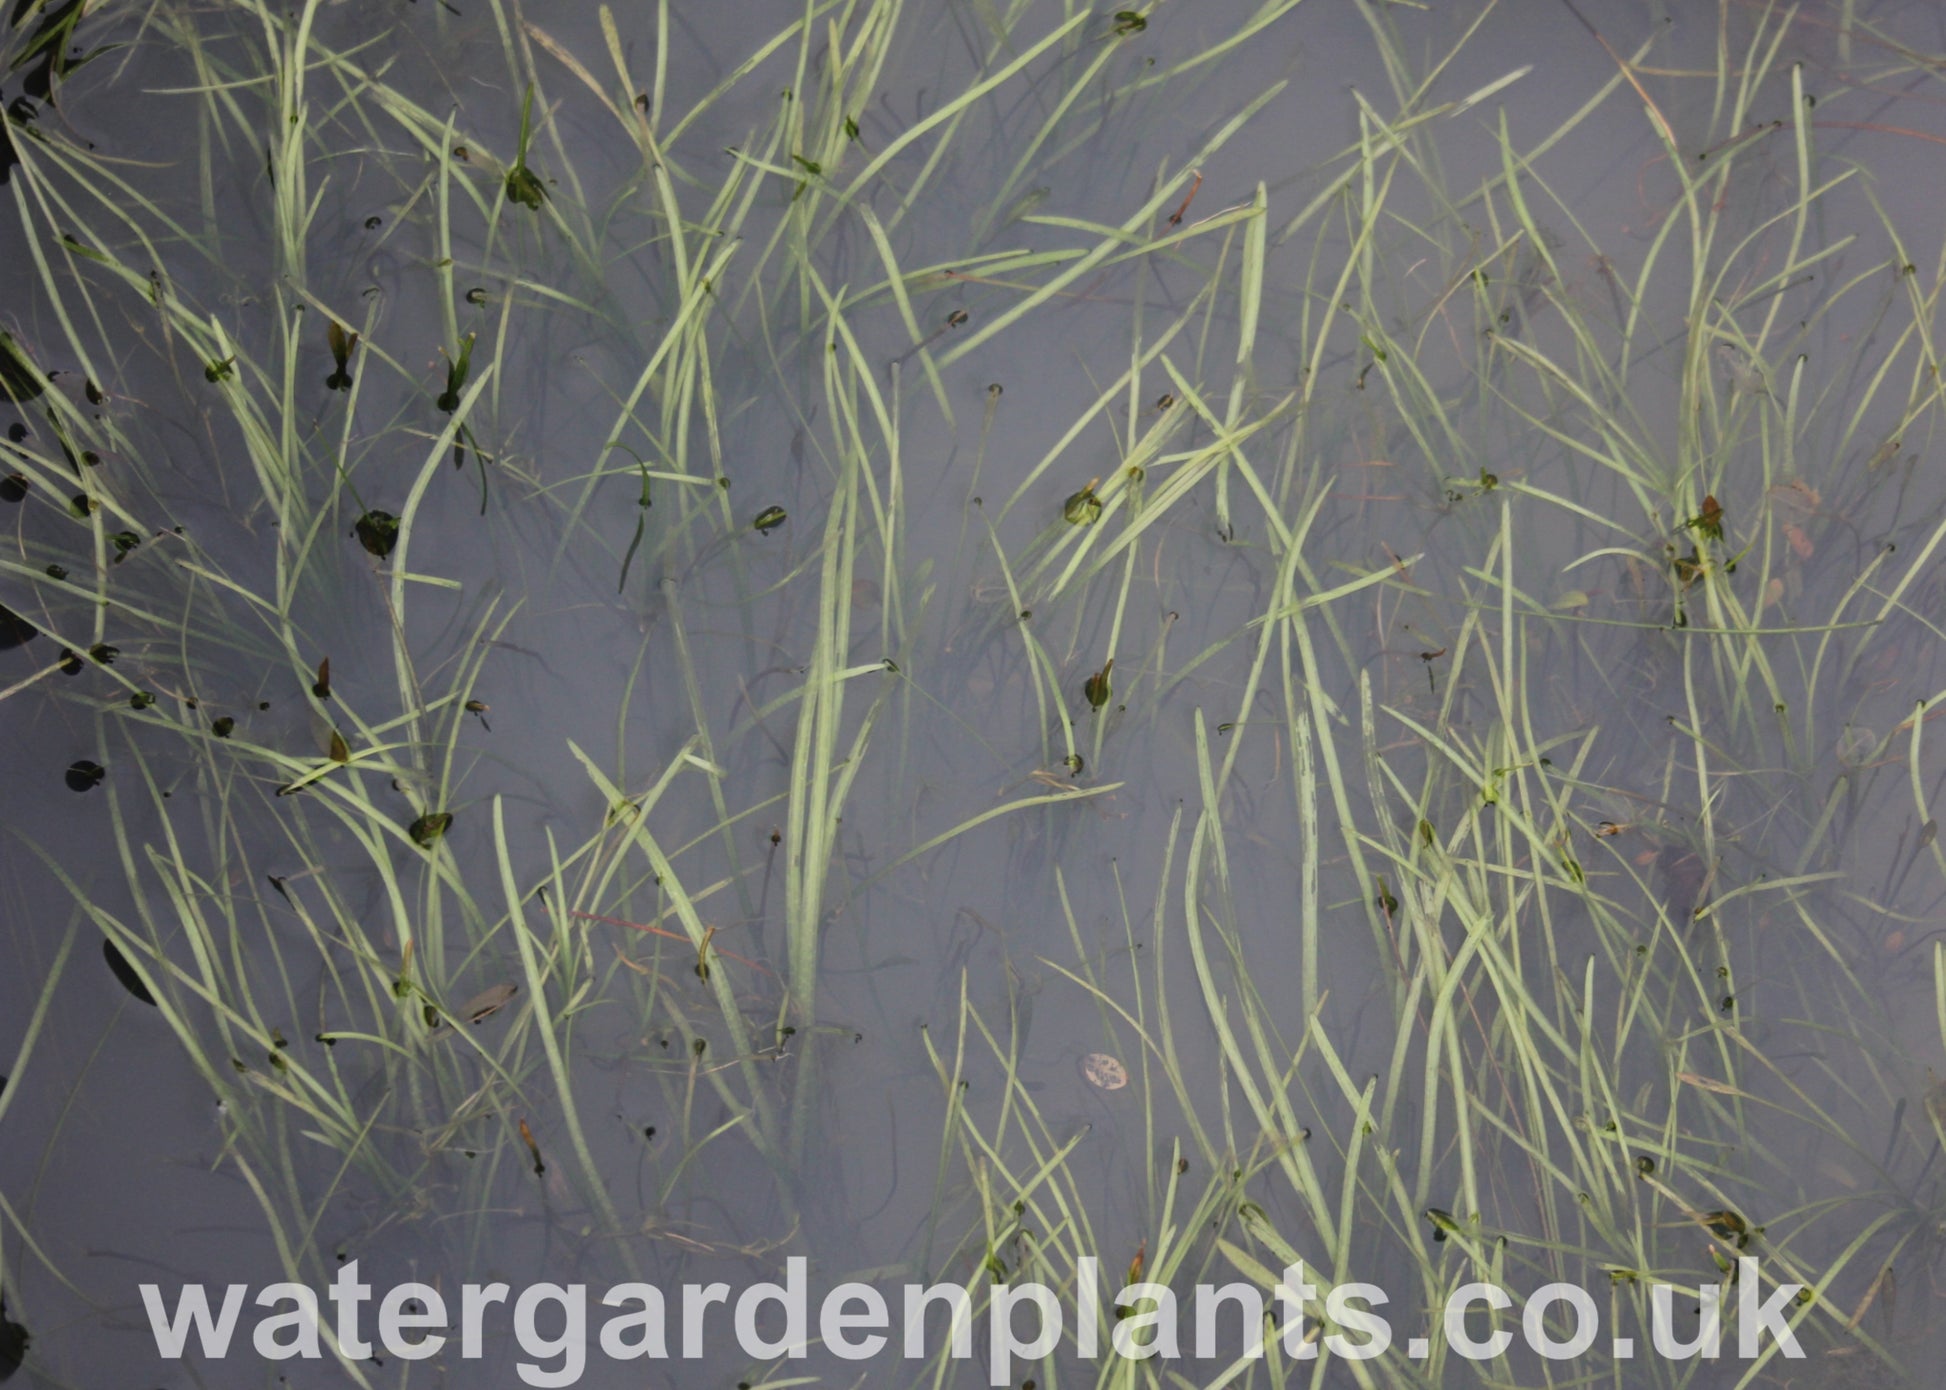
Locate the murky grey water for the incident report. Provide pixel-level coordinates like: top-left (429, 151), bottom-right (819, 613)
top-left (4, 0), bottom-right (1946, 1386)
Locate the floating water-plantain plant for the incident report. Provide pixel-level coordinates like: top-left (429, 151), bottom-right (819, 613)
top-left (1063, 478), bottom-right (1103, 525)
top-left (504, 85), bottom-right (548, 210)
top-left (1083, 658), bottom-right (1113, 710)
top-left (354, 510), bottom-right (399, 557)
top-left (325, 320), bottom-right (356, 391)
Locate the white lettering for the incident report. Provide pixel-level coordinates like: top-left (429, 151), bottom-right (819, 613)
top-left (1324, 1282), bottom-right (1390, 1360)
top-left (138, 1284), bottom-right (246, 1359)
top-left (1522, 1282), bottom-right (1595, 1359)
top-left (1736, 1259), bottom-right (1803, 1358)
top-left (682, 1282), bottom-right (729, 1357)
top-left (733, 1256), bottom-right (806, 1358)
top-left (1650, 1282), bottom-right (1719, 1359)
top-left (1445, 1282), bottom-right (1512, 1359)
top-left (1274, 1262), bottom-right (1319, 1358)
top-left (901, 1282), bottom-right (971, 1359)
top-left (988, 1283), bottom-right (1060, 1387)
top-left (513, 1284), bottom-right (585, 1388)
top-left (377, 1283), bottom-right (445, 1361)
top-left (251, 1283), bottom-right (320, 1360)
top-left (598, 1284), bottom-right (667, 1359)
top-left (1195, 1283), bottom-right (1264, 1359)
top-left (1109, 1283), bottom-right (1179, 1360)
top-left (820, 1282), bottom-right (887, 1360)
top-left (461, 1283), bottom-right (509, 1357)
top-left (327, 1261), bottom-right (371, 1359)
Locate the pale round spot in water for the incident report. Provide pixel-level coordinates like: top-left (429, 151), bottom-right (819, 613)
top-left (1079, 1052), bottom-right (1128, 1091)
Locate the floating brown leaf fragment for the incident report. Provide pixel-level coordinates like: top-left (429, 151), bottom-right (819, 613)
top-left (461, 983), bottom-right (518, 1024)
top-left (1688, 493), bottom-right (1723, 540)
top-left (1078, 1051), bottom-right (1128, 1090)
top-left (1700, 492), bottom-right (1722, 534)
top-left (327, 729), bottom-right (349, 763)
top-left (313, 657), bottom-right (332, 700)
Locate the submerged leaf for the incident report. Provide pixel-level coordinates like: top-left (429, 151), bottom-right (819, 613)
top-left (0, 1297), bottom-right (28, 1382)
top-left (0, 331), bottom-right (46, 401)
top-left (1078, 1052), bottom-right (1128, 1090)
top-left (1715, 343), bottom-right (1765, 395)
top-left (102, 939), bottom-right (155, 1004)
top-left (0, 604), bottom-right (34, 649)
top-left (1654, 844), bottom-right (1708, 917)
top-left (438, 334), bottom-right (475, 412)
top-left (461, 983), bottom-right (518, 1023)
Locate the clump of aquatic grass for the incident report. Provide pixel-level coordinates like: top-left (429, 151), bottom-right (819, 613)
top-left (906, 7), bottom-right (1946, 1388)
top-left (4, 0), bottom-right (1318, 1323)
top-left (3, 2), bottom-right (1944, 1388)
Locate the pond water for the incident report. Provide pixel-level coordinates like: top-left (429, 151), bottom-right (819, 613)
top-left (3, 1), bottom-right (1946, 1386)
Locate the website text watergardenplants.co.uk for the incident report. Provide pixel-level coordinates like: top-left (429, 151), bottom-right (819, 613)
top-left (140, 1258), bottom-right (1808, 1385)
